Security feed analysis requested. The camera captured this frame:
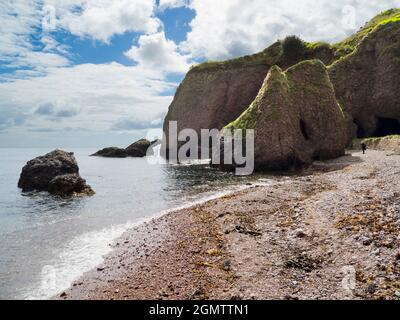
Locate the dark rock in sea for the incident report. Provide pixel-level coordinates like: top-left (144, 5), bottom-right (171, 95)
top-left (214, 60), bottom-right (347, 171)
top-left (91, 147), bottom-right (128, 158)
top-left (92, 139), bottom-right (159, 158)
top-left (48, 174), bottom-right (94, 197)
top-left (125, 139), bottom-right (153, 157)
top-left (18, 150), bottom-right (94, 197)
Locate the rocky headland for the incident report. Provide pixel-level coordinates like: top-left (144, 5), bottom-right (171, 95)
top-left (163, 9), bottom-right (400, 170)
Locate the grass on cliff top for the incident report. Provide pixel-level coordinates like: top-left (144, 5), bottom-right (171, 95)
top-left (189, 9), bottom-right (400, 73)
top-left (333, 8), bottom-right (400, 58)
top-left (190, 42), bottom-right (282, 72)
top-left (191, 39), bottom-right (332, 72)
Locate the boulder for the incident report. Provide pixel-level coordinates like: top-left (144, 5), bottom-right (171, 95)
top-left (92, 139), bottom-right (156, 158)
top-left (217, 60), bottom-right (347, 171)
top-left (125, 139), bottom-right (153, 157)
top-left (18, 150), bottom-right (94, 196)
top-left (48, 174), bottom-right (94, 197)
top-left (91, 147), bottom-right (128, 158)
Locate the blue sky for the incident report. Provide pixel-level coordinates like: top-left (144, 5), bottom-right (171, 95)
top-left (0, 0), bottom-right (399, 148)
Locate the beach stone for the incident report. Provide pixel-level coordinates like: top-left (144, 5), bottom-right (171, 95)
top-left (18, 149), bottom-right (94, 197)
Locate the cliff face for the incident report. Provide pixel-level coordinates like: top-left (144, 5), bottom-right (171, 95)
top-left (329, 9), bottom-right (400, 138)
top-left (162, 40), bottom-right (337, 157)
top-left (222, 61), bottom-right (347, 170)
top-left (162, 64), bottom-right (270, 157)
top-left (162, 9), bottom-right (400, 169)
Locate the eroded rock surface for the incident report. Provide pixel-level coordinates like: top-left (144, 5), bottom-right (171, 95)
top-left (18, 150), bottom-right (94, 197)
top-left (219, 60), bottom-right (347, 171)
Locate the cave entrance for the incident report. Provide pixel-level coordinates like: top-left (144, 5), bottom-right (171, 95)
top-left (373, 117), bottom-right (400, 137)
top-left (300, 120), bottom-right (309, 140)
top-left (354, 119), bottom-right (365, 138)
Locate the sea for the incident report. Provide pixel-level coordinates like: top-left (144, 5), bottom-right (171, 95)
top-left (0, 148), bottom-right (270, 299)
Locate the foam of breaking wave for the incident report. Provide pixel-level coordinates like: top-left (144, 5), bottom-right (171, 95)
top-left (25, 179), bottom-right (272, 300)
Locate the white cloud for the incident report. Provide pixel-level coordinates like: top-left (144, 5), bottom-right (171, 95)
top-left (0, 0), bottom-right (70, 71)
top-left (181, 0), bottom-right (400, 60)
top-left (2, 0), bottom-right (400, 147)
top-left (158, 0), bottom-right (189, 11)
top-left (0, 62), bottom-right (175, 135)
top-left (53, 0), bottom-right (161, 43)
top-left (124, 32), bottom-right (190, 74)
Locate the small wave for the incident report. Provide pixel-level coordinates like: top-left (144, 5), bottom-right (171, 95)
top-left (25, 180), bottom-right (272, 300)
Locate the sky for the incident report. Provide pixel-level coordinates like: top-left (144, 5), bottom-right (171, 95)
top-left (0, 0), bottom-right (399, 148)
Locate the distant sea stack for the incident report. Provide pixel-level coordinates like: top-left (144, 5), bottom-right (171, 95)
top-left (92, 139), bottom-right (159, 158)
top-left (162, 9), bottom-right (400, 170)
top-left (18, 150), bottom-right (94, 197)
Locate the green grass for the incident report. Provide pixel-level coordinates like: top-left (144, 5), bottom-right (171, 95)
top-left (305, 41), bottom-right (331, 51)
top-left (190, 42), bottom-right (283, 72)
top-left (333, 8), bottom-right (400, 59)
top-left (189, 9), bottom-right (400, 73)
top-left (225, 66), bottom-right (286, 129)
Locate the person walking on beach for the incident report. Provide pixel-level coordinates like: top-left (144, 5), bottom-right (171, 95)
top-left (361, 142), bottom-right (367, 154)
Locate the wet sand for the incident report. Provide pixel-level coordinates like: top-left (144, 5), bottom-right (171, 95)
top-left (60, 151), bottom-right (400, 300)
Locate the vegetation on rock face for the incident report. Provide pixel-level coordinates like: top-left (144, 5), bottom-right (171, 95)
top-left (164, 8), bottom-right (400, 162)
top-left (190, 9), bottom-right (400, 74)
top-left (282, 35), bottom-right (307, 60)
top-left (221, 59), bottom-right (348, 170)
top-left (225, 66), bottom-right (286, 130)
top-left (333, 8), bottom-right (400, 59)
top-left (190, 41), bottom-right (283, 72)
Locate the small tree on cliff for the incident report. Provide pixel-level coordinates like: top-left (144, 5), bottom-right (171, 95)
top-left (282, 35), bottom-right (306, 60)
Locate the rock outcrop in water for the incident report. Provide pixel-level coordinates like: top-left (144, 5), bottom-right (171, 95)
top-left (92, 139), bottom-right (157, 158)
top-left (91, 147), bottom-right (129, 158)
top-left (125, 139), bottom-right (154, 157)
top-left (18, 150), bottom-right (94, 197)
top-left (217, 60), bottom-right (347, 170)
top-left (162, 9), bottom-right (400, 170)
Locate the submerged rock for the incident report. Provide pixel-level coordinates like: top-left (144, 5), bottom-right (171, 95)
top-left (18, 150), bottom-right (94, 197)
top-left (216, 60), bottom-right (347, 171)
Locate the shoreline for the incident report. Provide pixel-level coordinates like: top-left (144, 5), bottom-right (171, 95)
top-left (60, 151), bottom-right (400, 300)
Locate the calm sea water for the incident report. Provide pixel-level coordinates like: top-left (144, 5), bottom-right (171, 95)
top-left (0, 148), bottom-right (268, 300)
